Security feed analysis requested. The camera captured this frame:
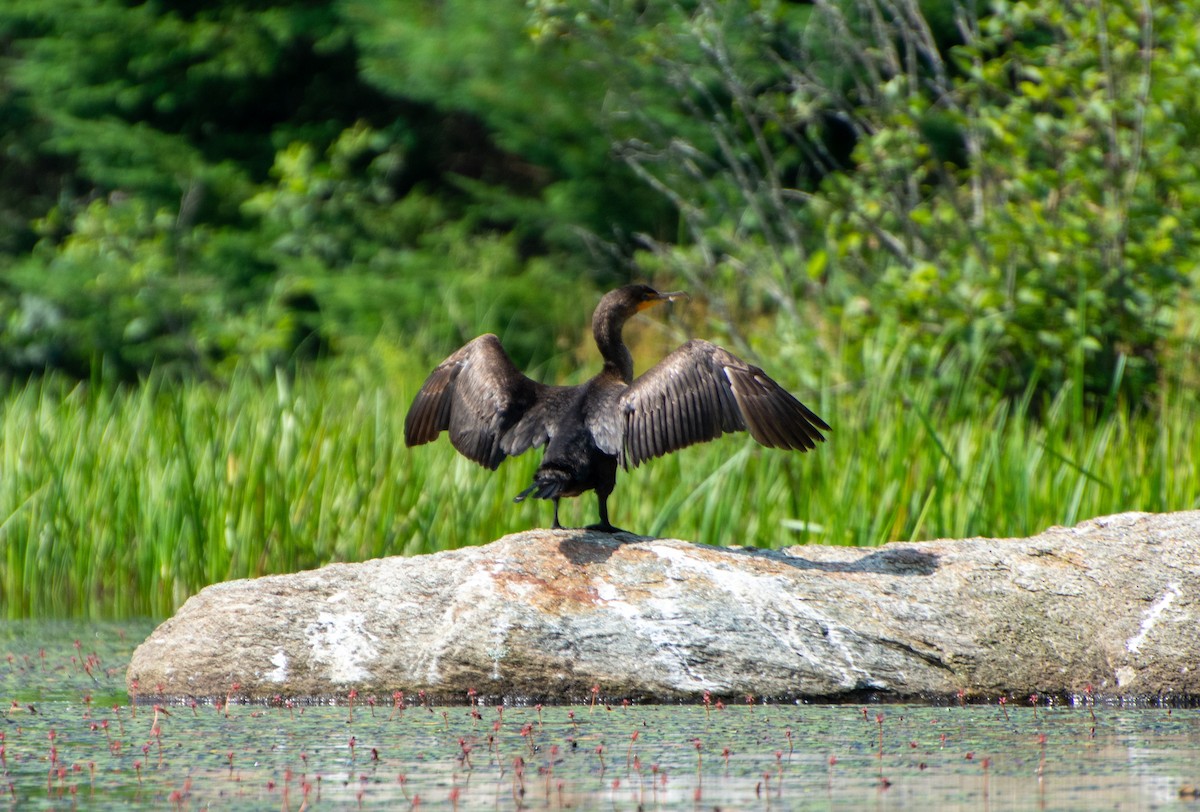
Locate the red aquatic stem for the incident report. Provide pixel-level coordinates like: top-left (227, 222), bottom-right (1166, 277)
top-left (1037, 732), bottom-right (1047, 782)
top-left (512, 755), bottom-right (526, 802)
top-left (225, 682), bottom-right (241, 719)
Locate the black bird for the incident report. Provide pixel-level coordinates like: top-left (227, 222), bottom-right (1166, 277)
top-left (404, 284), bottom-right (828, 532)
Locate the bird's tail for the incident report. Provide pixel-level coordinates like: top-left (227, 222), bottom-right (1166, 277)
top-left (513, 468), bottom-right (568, 503)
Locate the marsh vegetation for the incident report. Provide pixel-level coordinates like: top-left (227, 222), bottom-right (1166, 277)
top-left (1, 0), bottom-right (1198, 619)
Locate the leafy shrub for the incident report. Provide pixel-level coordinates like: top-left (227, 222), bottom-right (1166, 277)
top-left (535, 0), bottom-right (1200, 407)
top-left (818, 0), bottom-right (1200, 405)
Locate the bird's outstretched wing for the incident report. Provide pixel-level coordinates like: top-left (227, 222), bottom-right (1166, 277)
top-left (404, 334), bottom-right (566, 469)
top-left (615, 339), bottom-right (828, 469)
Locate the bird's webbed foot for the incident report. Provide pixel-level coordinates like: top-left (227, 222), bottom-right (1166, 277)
top-left (584, 522), bottom-right (629, 534)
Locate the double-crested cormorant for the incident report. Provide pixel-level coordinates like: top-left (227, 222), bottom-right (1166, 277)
top-left (404, 284), bottom-right (828, 532)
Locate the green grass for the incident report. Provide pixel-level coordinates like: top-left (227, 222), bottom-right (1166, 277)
top-left (2, 331), bottom-right (1199, 620)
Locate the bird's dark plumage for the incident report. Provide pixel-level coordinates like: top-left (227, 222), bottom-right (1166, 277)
top-left (404, 284), bottom-right (828, 532)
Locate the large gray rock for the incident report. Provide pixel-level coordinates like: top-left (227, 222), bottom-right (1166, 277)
top-left (127, 511), bottom-right (1200, 702)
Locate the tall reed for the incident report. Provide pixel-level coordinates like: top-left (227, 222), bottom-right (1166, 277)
top-left (2, 330), bottom-right (1198, 619)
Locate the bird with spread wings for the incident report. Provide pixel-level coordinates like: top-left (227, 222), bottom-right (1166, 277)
top-left (405, 284), bottom-right (828, 532)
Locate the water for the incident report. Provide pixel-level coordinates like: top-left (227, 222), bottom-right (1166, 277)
top-left (3, 619), bottom-right (1199, 809)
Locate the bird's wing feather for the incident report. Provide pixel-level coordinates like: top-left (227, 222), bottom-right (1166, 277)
top-left (403, 334), bottom-right (561, 469)
top-left (617, 339), bottom-right (829, 469)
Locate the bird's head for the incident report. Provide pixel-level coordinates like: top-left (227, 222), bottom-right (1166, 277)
top-left (598, 284), bottom-right (688, 323)
top-left (592, 285), bottom-right (688, 381)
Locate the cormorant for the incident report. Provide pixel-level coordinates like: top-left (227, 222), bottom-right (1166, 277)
top-left (404, 284), bottom-right (828, 532)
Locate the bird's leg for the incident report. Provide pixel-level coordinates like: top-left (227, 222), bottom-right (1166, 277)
top-left (551, 498), bottom-right (562, 530)
top-left (586, 493), bottom-right (627, 534)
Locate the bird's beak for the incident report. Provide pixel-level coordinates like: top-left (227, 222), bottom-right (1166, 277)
top-left (638, 290), bottom-right (688, 311)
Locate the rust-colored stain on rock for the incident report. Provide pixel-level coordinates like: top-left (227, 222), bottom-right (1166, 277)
top-left (491, 536), bottom-right (668, 612)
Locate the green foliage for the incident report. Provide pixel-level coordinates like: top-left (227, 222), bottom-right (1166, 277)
top-left (0, 0), bottom-right (350, 377)
top-left (2, 0), bottom-right (1200, 623)
top-left (345, 0), bottom-right (675, 251)
top-left (4, 0), bottom-right (1196, 401)
top-left (534, 0), bottom-right (1199, 405)
top-left (819, 0), bottom-right (1200, 404)
top-left (0, 0), bottom-right (612, 380)
top-left (4, 337), bottom-right (1200, 619)
top-left (1, 194), bottom-right (273, 378)
top-left (4, 0), bottom-right (367, 196)
top-left (243, 124), bottom-right (592, 367)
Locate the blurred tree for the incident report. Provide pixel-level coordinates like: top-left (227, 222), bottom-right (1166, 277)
top-left (0, 0), bottom-right (1196, 403)
top-left (815, 0), bottom-right (1200, 405)
top-left (0, 0), bottom-right (396, 377)
top-left (530, 0), bottom-right (1200, 406)
top-left (343, 0), bottom-right (677, 260)
top-left (0, 0), bottom-right (616, 378)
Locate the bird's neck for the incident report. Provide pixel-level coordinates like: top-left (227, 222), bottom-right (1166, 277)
top-left (594, 319), bottom-right (634, 384)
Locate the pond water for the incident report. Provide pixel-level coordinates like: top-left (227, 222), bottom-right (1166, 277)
top-left (3, 619), bottom-right (1199, 810)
